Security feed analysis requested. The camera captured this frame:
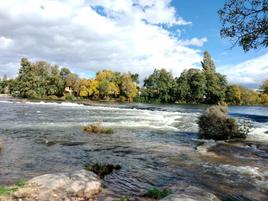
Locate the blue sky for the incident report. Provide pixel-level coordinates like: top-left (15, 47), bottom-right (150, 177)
top-left (0, 0), bottom-right (267, 88)
top-left (172, 0), bottom-right (267, 83)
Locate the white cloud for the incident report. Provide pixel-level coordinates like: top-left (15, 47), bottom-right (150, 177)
top-left (0, 0), bottom-right (205, 80)
top-left (179, 37), bottom-right (207, 47)
top-left (219, 53), bottom-right (268, 88)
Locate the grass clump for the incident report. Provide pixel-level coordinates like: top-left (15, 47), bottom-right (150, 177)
top-left (0, 180), bottom-right (26, 196)
top-left (197, 105), bottom-right (250, 140)
top-left (83, 123), bottom-right (113, 134)
top-left (117, 197), bottom-right (129, 201)
top-left (144, 188), bottom-right (172, 199)
top-left (84, 163), bottom-right (121, 179)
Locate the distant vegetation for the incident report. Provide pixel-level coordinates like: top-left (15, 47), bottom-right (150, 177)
top-left (198, 105), bottom-right (250, 140)
top-left (0, 51), bottom-right (267, 105)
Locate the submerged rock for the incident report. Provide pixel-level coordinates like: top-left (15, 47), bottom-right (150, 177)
top-left (84, 163), bottom-right (121, 179)
top-left (11, 170), bottom-right (101, 201)
top-left (160, 186), bottom-right (219, 201)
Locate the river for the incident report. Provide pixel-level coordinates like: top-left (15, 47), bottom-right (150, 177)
top-left (0, 98), bottom-right (267, 200)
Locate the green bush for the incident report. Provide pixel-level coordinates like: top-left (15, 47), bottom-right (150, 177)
top-left (197, 105), bottom-right (249, 140)
top-left (144, 188), bottom-right (172, 199)
top-left (64, 93), bottom-right (76, 101)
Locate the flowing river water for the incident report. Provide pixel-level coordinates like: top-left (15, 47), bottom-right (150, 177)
top-left (0, 98), bottom-right (267, 200)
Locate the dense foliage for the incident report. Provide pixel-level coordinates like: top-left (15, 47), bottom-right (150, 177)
top-left (198, 106), bottom-right (249, 140)
top-left (0, 52), bottom-right (267, 105)
top-left (140, 51), bottom-right (228, 104)
top-left (218, 0), bottom-right (268, 51)
top-left (0, 58), bottom-right (138, 102)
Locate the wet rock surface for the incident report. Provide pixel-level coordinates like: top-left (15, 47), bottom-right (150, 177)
top-left (10, 170), bottom-right (101, 201)
top-left (160, 186), bottom-right (219, 201)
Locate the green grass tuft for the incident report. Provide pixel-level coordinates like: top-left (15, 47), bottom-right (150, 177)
top-left (0, 180), bottom-right (27, 196)
top-left (144, 188), bottom-right (172, 199)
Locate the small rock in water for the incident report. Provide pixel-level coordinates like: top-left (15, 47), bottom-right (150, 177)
top-left (84, 163), bottom-right (121, 179)
top-left (11, 170), bottom-right (101, 201)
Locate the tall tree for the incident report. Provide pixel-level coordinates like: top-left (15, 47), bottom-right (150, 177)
top-left (143, 69), bottom-right (176, 103)
top-left (201, 51), bottom-right (227, 104)
top-left (218, 0), bottom-right (268, 51)
top-left (201, 51), bottom-right (216, 73)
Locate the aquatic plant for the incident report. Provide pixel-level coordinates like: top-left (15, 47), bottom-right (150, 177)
top-left (84, 163), bottom-right (121, 179)
top-left (83, 123), bottom-right (113, 134)
top-left (144, 188), bottom-right (172, 199)
top-left (197, 105), bottom-right (250, 140)
top-left (0, 180), bottom-right (26, 196)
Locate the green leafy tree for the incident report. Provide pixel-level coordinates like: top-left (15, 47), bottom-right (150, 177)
top-left (225, 85), bottom-right (241, 105)
top-left (260, 79), bottom-right (268, 94)
top-left (143, 69), bottom-right (176, 103)
top-left (120, 74), bottom-right (138, 102)
top-left (201, 51), bottom-right (227, 104)
top-left (218, 0), bottom-right (268, 51)
top-left (176, 69), bottom-right (206, 103)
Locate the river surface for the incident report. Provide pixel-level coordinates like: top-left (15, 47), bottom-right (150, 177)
top-left (0, 98), bottom-right (267, 200)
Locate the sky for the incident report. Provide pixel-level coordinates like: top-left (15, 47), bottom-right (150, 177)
top-left (0, 0), bottom-right (267, 88)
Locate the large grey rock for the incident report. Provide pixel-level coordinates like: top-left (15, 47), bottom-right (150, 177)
top-left (12, 170), bottom-right (101, 201)
top-left (160, 186), bottom-right (219, 201)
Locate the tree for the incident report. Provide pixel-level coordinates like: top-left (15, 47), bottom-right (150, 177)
top-left (120, 74), bottom-right (138, 102)
top-left (225, 85), bottom-right (241, 105)
top-left (176, 69), bottom-right (206, 103)
top-left (260, 79), bottom-right (268, 94)
top-left (96, 70), bottom-right (120, 99)
top-left (143, 69), bottom-right (176, 103)
top-left (218, 0), bottom-right (268, 51)
top-left (201, 51), bottom-right (227, 104)
top-left (201, 51), bottom-right (216, 73)
top-left (16, 58), bottom-right (37, 98)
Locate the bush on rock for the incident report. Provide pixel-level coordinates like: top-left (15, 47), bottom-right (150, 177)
top-left (197, 105), bottom-right (249, 140)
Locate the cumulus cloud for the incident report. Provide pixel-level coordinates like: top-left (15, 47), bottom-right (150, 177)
top-left (219, 53), bottom-right (268, 88)
top-left (0, 0), bottom-right (205, 80)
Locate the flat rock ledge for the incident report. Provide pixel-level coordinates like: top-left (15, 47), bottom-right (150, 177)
top-left (160, 186), bottom-right (219, 201)
top-left (6, 170), bottom-right (101, 201)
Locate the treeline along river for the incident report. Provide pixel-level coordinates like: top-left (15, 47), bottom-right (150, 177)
top-left (0, 98), bottom-right (267, 200)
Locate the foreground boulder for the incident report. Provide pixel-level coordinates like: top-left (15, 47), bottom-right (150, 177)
top-left (11, 170), bottom-right (101, 201)
top-left (160, 186), bottom-right (219, 201)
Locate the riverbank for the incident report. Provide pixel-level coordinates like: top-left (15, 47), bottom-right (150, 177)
top-left (1, 94), bottom-right (268, 107)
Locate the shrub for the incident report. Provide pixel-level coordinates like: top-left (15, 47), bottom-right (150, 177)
top-left (83, 123), bottom-right (113, 134)
top-left (84, 163), bottom-right (121, 178)
top-left (119, 96), bottom-right (126, 102)
top-left (197, 105), bottom-right (249, 140)
top-left (64, 93), bottom-right (76, 101)
top-left (144, 188), bottom-right (172, 199)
